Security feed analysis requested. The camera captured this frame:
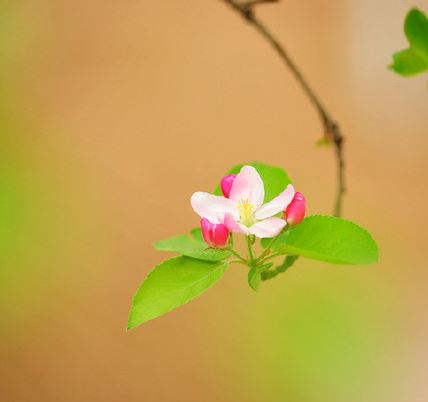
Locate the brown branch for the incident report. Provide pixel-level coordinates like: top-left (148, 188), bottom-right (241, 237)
top-left (240, 0), bottom-right (279, 7)
top-left (221, 0), bottom-right (346, 217)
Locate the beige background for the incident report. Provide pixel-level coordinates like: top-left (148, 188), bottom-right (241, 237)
top-left (1, 1), bottom-right (427, 401)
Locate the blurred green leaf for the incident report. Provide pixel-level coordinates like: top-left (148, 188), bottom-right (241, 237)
top-left (269, 215), bottom-right (378, 265)
top-left (128, 256), bottom-right (228, 329)
top-left (390, 8), bottom-right (428, 76)
top-left (314, 137), bottom-right (331, 147)
top-left (390, 48), bottom-right (428, 76)
top-left (405, 8), bottom-right (428, 59)
top-left (155, 234), bottom-right (231, 261)
top-left (214, 162), bottom-right (292, 202)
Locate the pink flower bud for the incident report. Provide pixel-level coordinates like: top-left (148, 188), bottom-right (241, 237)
top-left (285, 192), bottom-right (306, 225)
top-left (220, 174), bottom-right (237, 198)
top-left (200, 218), bottom-right (229, 247)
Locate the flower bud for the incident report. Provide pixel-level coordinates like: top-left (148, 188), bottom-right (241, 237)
top-left (200, 218), bottom-right (229, 247)
top-left (284, 192), bottom-right (306, 225)
top-left (220, 174), bottom-right (237, 198)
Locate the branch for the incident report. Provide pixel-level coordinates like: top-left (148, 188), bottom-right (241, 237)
top-left (221, 0), bottom-right (346, 217)
top-left (240, 0), bottom-right (279, 7)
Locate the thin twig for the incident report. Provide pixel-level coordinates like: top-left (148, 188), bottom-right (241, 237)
top-left (221, 0), bottom-right (346, 216)
top-left (240, 0), bottom-right (279, 7)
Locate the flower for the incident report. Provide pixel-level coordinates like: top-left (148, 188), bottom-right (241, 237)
top-left (285, 192), bottom-right (306, 225)
top-left (200, 218), bottom-right (229, 247)
top-left (191, 165), bottom-right (295, 238)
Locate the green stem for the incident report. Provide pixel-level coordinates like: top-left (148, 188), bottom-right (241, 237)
top-left (246, 236), bottom-right (256, 263)
top-left (229, 259), bottom-right (248, 266)
top-left (227, 248), bottom-right (248, 264)
top-left (255, 236), bottom-right (280, 263)
top-left (258, 251), bottom-right (283, 264)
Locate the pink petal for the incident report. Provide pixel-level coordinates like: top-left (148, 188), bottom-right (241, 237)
top-left (229, 166), bottom-right (264, 209)
top-left (200, 218), bottom-right (229, 247)
top-left (255, 184), bottom-right (295, 220)
top-left (220, 174), bottom-right (237, 198)
top-left (285, 192), bottom-right (306, 225)
top-left (191, 192), bottom-right (237, 224)
top-left (248, 217), bottom-right (286, 238)
top-left (211, 223), bottom-right (230, 247)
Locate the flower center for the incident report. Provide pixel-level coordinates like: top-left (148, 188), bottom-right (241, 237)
top-left (237, 198), bottom-right (255, 227)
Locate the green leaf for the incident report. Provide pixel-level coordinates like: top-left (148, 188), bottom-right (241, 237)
top-left (261, 255), bottom-right (298, 281)
top-left (155, 234), bottom-right (231, 262)
top-left (389, 48), bottom-right (428, 76)
top-left (214, 161), bottom-right (292, 202)
top-left (390, 8), bottom-right (428, 76)
top-left (405, 8), bottom-right (428, 61)
top-left (248, 263), bottom-right (272, 291)
top-left (128, 256), bottom-right (228, 329)
top-left (270, 215), bottom-right (378, 265)
top-left (315, 137), bottom-right (331, 148)
top-left (190, 227), bottom-right (204, 242)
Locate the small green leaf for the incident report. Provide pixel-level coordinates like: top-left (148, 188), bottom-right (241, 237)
top-left (261, 255), bottom-right (298, 281)
top-left (155, 234), bottom-right (231, 261)
top-left (270, 215), bottom-right (378, 265)
top-left (248, 263), bottom-right (272, 291)
top-left (128, 256), bottom-right (228, 329)
top-left (248, 267), bottom-right (261, 291)
top-left (405, 8), bottom-right (428, 62)
top-left (214, 162), bottom-right (292, 202)
top-left (390, 8), bottom-right (428, 77)
top-left (389, 48), bottom-right (428, 76)
top-left (315, 137), bottom-right (331, 148)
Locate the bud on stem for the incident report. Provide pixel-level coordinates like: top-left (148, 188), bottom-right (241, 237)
top-left (200, 218), bottom-right (229, 247)
top-left (220, 174), bottom-right (237, 198)
top-left (285, 192), bottom-right (306, 225)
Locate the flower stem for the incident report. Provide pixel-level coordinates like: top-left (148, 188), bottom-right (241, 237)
top-left (255, 236), bottom-right (279, 263)
top-left (258, 251), bottom-right (283, 264)
top-left (246, 236), bottom-right (256, 264)
top-left (226, 247), bottom-right (248, 264)
top-left (229, 259), bottom-right (248, 266)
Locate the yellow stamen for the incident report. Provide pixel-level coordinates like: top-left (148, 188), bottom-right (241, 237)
top-left (237, 199), bottom-right (254, 226)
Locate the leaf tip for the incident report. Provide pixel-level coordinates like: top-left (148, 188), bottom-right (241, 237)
top-left (126, 311), bottom-right (137, 331)
top-left (249, 284), bottom-right (259, 292)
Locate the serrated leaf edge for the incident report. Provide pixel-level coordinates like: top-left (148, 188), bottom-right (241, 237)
top-left (273, 214), bottom-right (379, 264)
top-left (127, 256), bottom-right (228, 330)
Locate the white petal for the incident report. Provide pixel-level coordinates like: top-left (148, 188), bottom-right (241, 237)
top-left (255, 184), bottom-right (295, 220)
top-left (224, 213), bottom-right (247, 234)
top-left (191, 192), bottom-right (238, 224)
top-left (238, 223), bottom-right (250, 235)
top-left (248, 217), bottom-right (286, 238)
top-left (229, 165), bottom-right (264, 209)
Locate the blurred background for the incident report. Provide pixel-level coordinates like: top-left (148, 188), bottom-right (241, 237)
top-left (1, 0), bottom-right (427, 401)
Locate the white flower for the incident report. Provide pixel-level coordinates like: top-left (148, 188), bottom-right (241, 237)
top-left (191, 165), bottom-right (295, 238)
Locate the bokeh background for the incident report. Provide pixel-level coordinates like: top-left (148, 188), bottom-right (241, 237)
top-left (1, 0), bottom-right (427, 401)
